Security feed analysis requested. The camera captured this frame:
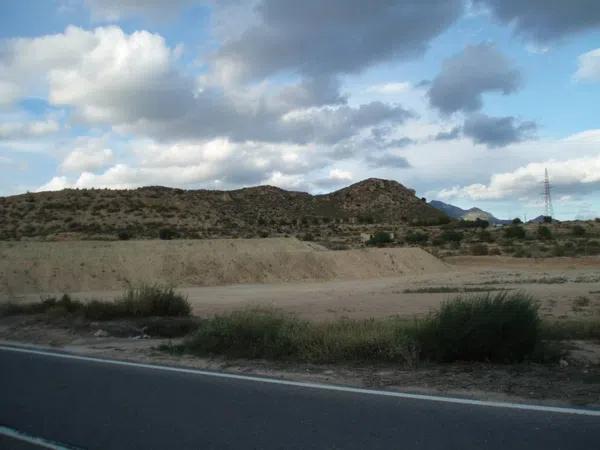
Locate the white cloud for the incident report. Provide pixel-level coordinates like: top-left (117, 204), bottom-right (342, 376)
top-left (37, 176), bottom-right (70, 192)
top-left (575, 48), bottom-right (600, 82)
top-left (40, 137), bottom-right (324, 191)
top-left (0, 81), bottom-right (22, 106)
top-left (60, 137), bottom-right (114, 173)
top-left (0, 26), bottom-right (191, 124)
top-left (366, 82), bottom-right (412, 95)
top-left (564, 129), bottom-right (600, 143)
top-left (438, 153), bottom-right (600, 201)
top-left (0, 119), bottom-right (60, 140)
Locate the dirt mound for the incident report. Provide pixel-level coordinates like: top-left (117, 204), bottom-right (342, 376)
top-left (0, 238), bottom-right (447, 296)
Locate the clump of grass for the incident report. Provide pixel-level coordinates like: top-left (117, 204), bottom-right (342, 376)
top-left (0, 285), bottom-right (190, 320)
top-left (178, 292), bottom-right (542, 365)
top-left (572, 296), bottom-right (591, 309)
top-left (0, 294), bottom-right (83, 317)
top-left (298, 318), bottom-right (418, 364)
top-left (403, 286), bottom-right (511, 294)
top-left (184, 308), bottom-right (305, 359)
top-left (113, 285), bottom-right (191, 318)
top-left (540, 320), bottom-right (600, 341)
top-left (415, 291), bottom-right (540, 363)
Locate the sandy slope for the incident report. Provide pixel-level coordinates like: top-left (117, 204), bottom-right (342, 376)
top-left (0, 238), bottom-right (447, 296)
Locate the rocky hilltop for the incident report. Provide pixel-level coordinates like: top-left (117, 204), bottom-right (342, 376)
top-left (0, 178), bottom-right (447, 240)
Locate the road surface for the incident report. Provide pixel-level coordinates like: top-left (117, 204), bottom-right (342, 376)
top-left (0, 345), bottom-right (598, 449)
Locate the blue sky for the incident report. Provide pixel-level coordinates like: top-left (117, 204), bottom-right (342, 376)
top-left (1, 0), bottom-right (600, 220)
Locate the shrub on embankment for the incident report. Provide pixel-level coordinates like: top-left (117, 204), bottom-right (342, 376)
top-left (175, 291), bottom-right (544, 364)
top-left (0, 285), bottom-right (191, 320)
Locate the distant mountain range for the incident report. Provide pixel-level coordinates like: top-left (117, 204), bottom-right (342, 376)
top-left (429, 200), bottom-right (512, 225)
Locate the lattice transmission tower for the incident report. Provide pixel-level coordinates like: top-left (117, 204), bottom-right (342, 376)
top-left (543, 168), bottom-right (554, 219)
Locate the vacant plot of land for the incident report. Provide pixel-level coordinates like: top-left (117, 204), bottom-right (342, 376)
top-left (1, 239), bottom-right (598, 322)
top-left (0, 238), bottom-right (447, 296)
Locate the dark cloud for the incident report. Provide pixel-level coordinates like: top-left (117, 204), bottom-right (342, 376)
top-left (474, 0), bottom-right (600, 42)
top-left (434, 126), bottom-right (462, 141)
top-left (428, 44), bottom-right (521, 114)
top-left (124, 93), bottom-right (414, 146)
top-left (462, 113), bottom-right (536, 147)
top-left (214, 0), bottom-right (464, 80)
top-left (366, 152), bottom-right (411, 168)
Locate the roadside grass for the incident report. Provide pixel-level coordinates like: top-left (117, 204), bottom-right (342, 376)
top-left (403, 286), bottom-right (512, 294)
top-left (169, 291), bottom-right (553, 365)
top-left (540, 320), bottom-right (600, 341)
top-left (0, 285), bottom-right (191, 320)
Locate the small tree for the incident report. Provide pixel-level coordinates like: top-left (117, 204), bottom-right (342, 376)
top-left (159, 228), bottom-right (176, 240)
top-left (117, 230), bottom-right (131, 240)
top-left (405, 231), bottom-right (429, 245)
top-left (512, 218), bottom-right (522, 224)
top-left (504, 225), bottom-right (526, 239)
top-left (367, 231), bottom-right (393, 247)
top-left (474, 218), bottom-right (490, 229)
top-left (440, 230), bottom-right (463, 243)
top-left (537, 225), bottom-right (553, 240)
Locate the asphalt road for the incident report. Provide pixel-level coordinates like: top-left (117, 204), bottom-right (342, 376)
top-left (0, 346), bottom-right (598, 450)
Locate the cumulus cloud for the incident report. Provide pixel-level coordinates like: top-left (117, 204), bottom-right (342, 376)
top-left (0, 119), bottom-right (60, 140)
top-left (462, 114), bottom-right (536, 147)
top-left (1, 26), bottom-right (414, 147)
top-left (40, 137), bottom-right (328, 191)
top-left (0, 26), bottom-right (193, 124)
top-left (212, 0), bottom-right (463, 82)
top-left (428, 44), bottom-right (521, 114)
top-left (60, 137), bottom-right (114, 173)
top-left (474, 0), bottom-right (600, 42)
top-left (438, 154), bottom-right (600, 201)
top-left (575, 48), bottom-right (600, 82)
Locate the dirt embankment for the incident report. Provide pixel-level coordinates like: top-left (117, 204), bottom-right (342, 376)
top-left (0, 238), bottom-right (447, 296)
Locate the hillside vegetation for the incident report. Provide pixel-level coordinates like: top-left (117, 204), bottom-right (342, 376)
top-left (0, 178), bottom-right (447, 241)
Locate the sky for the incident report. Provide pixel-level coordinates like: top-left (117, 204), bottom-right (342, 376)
top-left (1, 0), bottom-right (600, 221)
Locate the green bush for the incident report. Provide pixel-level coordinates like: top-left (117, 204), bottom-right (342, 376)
top-left (0, 294), bottom-right (82, 317)
top-left (572, 225), bottom-right (586, 237)
top-left (440, 230), bottom-right (463, 243)
top-left (367, 231), bottom-right (393, 247)
top-left (118, 230), bottom-right (131, 240)
top-left (504, 225), bottom-right (526, 239)
top-left (537, 225), bottom-right (553, 240)
top-left (405, 231), bottom-right (428, 244)
top-left (512, 218), bottom-right (522, 224)
top-left (0, 286), bottom-right (190, 320)
top-left (113, 285), bottom-right (191, 318)
top-left (159, 228), bottom-right (176, 240)
top-left (416, 291), bottom-right (540, 363)
top-left (185, 308), bottom-right (305, 359)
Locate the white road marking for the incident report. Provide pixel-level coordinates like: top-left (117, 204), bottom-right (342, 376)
top-left (0, 425), bottom-right (78, 450)
top-left (2, 344), bottom-right (600, 417)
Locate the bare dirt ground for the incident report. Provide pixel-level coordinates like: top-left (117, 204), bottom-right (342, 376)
top-left (2, 239), bottom-right (600, 321)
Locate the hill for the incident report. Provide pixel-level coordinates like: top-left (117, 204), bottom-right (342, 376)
top-left (0, 178), bottom-right (447, 240)
top-left (429, 200), bottom-right (510, 225)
